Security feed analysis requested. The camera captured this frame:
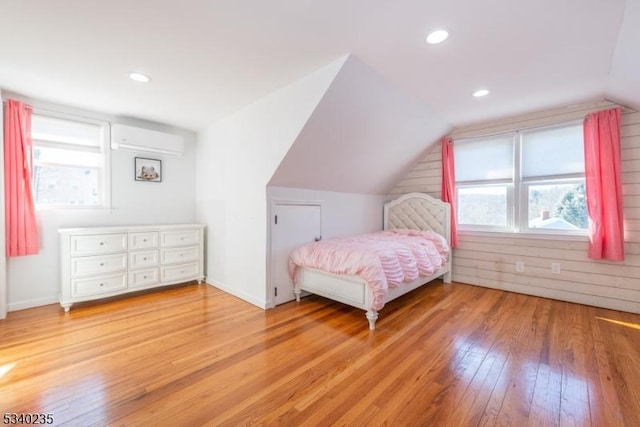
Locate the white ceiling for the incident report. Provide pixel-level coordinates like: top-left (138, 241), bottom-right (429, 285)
top-left (1, 0), bottom-right (638, 132)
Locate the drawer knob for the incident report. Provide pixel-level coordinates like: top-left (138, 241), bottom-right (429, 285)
top-left (181, 270), bottom-right (185, 274)
top-left (100, 263), bottom-right (104, 266)
top-left (143, 275), bottom-right (148, 279)
top-left (99, 242), bottom-right (104, 246)
top-left (143, 257), bottom-right (147, 261)
top-left (100, 283), bottom-right (104, 286)
top-left (143, 239), bottom-right (147, 242)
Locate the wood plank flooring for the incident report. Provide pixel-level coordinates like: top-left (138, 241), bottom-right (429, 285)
top-left (1, 281), bottom-right (639, 426)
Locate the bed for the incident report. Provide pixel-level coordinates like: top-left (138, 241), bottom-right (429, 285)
top-left (289, 192), bottom-right (452, 330)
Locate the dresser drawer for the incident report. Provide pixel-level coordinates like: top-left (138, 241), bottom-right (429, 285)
top-left (70, 233), bottom-right (127, 256)
top-left (161, 262), bottom-right (200, 283)
top-left (129, 232), bottom-right (159, 250)
top-left (128, 268), bottom-right (159, 288)
top-left (71, 253), bottom-right (127, 277)
top-left (160, 229), bottom-right (200, 247)
top-left (71, 273), bottom-right (127, 297)
top-left (160, 246), bottom-right (199, 264)
top-left (129, 249), bottom-right (159, 269)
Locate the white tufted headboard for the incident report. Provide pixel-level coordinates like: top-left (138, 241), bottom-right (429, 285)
top-left (383, 193), bottom-right (451, 245)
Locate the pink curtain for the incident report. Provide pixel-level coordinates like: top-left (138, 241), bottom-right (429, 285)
top-left (4, 99), bottom-right (39, 256)
top-left (583, 107), bottom-right (624, 261)
top-left (441, 137), bottom-right (458, 248)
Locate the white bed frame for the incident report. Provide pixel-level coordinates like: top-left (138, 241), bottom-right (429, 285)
top-left (294, 192), bottom-right (452, 330)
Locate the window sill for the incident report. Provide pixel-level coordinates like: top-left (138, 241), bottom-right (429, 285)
top-left (458, 229), bottom-right (589, 242)
top-left (36, 206), bottom-right (113, 214)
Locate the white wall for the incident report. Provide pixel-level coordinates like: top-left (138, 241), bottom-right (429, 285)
top-left (269, 56), bottom-right (450, 195)
top-left (268, 187), bottom-right (386, 237)
top-left (390, 99), bottom-right (640, 314)
top-left (195, 57), bottom-right (345, 308)
top-left (3, 95), bottom-right (197, 311)
top-left (0, 89), bottom-right (6, 318)
top-left (266, 186), bottom-right (386, 306)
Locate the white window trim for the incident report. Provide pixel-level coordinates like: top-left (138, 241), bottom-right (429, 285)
top-left (32, 110), bottom-right (111, 211)
top-left (455, 181), bottom-right (514, 232)
top-left (519, 176), bottom-right (587, 236)
top-left (458, 229), bottom-right (589, 242)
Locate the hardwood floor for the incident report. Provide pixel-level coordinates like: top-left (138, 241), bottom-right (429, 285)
top-left (1, 281), bottom-right (639, 426)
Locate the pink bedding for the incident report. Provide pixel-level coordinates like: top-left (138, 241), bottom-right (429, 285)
top-left (288, 229), bottom-right (449, 311)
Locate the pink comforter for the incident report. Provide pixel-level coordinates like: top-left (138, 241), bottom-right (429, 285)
top-left (288, 229), bottom-right (449, 311)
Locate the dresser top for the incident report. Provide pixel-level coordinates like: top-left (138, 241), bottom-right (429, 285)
top-left (58, 224), bottom-right (205, 235)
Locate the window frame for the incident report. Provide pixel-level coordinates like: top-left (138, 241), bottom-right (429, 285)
top-left (519, 175), bottom-right (587, 236)
top-left (455, 121), bottom-right (588, 236)
top-left (455, 180), bottom-right (514, 232)
top-left (31, 110), bottom-right (111, 210)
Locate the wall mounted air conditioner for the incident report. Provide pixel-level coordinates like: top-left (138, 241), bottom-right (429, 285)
top-left (111, 124), bottom-right (184, 157)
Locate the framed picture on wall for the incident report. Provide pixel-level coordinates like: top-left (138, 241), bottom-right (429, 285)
top-left (135, 157), bottom-right (162, 182)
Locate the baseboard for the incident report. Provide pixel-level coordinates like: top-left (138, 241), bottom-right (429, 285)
top-left (206, 281), bottom-right (267, 310)
top-left (8, 296), bottom-right (58, 312)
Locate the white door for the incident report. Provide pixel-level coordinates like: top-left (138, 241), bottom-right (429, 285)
top-left (271, 203), bottom-right (321, 306)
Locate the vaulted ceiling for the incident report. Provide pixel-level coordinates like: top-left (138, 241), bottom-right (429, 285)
top-left (1, 0), bottom-right (638, 131)
top-left (268, 55), bottom-right (450, 194)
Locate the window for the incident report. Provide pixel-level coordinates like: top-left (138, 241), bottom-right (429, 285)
top-left (454, 122), bottom-right (587, 235)
top-left (31, 113), bottom-right (110, 208)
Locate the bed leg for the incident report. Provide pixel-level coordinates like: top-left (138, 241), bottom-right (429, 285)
top-left (365, 310), bottom-right (378, 330)
top-left (294, 287), bottom-right (301, 303)
top-left (443, 271), bottom-right (452, 284)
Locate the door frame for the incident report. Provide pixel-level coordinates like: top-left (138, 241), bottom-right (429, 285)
top-left (267, 199), bottom-right (323, 308)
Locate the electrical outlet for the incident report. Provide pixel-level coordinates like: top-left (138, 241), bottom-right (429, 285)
top-left (516, 261), bottom-right (525, 272)
top-left (551, 263), bottom-right (561, 274)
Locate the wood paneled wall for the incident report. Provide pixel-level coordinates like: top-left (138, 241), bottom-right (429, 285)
top-left (389, 100), bottom-right (640, 314)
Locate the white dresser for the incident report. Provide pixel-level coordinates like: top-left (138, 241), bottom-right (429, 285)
top-left (59, 224), bottom-right (205, 311)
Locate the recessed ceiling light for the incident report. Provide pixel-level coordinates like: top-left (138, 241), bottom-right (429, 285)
top-left (473, 89), bottom-right (490, 97)
top-left (426, 30), bottom-right (449, 44)
top-left (129, 72), bottom-right (152, 83)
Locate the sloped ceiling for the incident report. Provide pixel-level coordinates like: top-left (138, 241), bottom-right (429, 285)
top-left (268, 55), bottom-right (450, 194)
top-left (606, 0), bottom-right (640, 112)
top-left (0, 0), bottom-right (636, 131)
